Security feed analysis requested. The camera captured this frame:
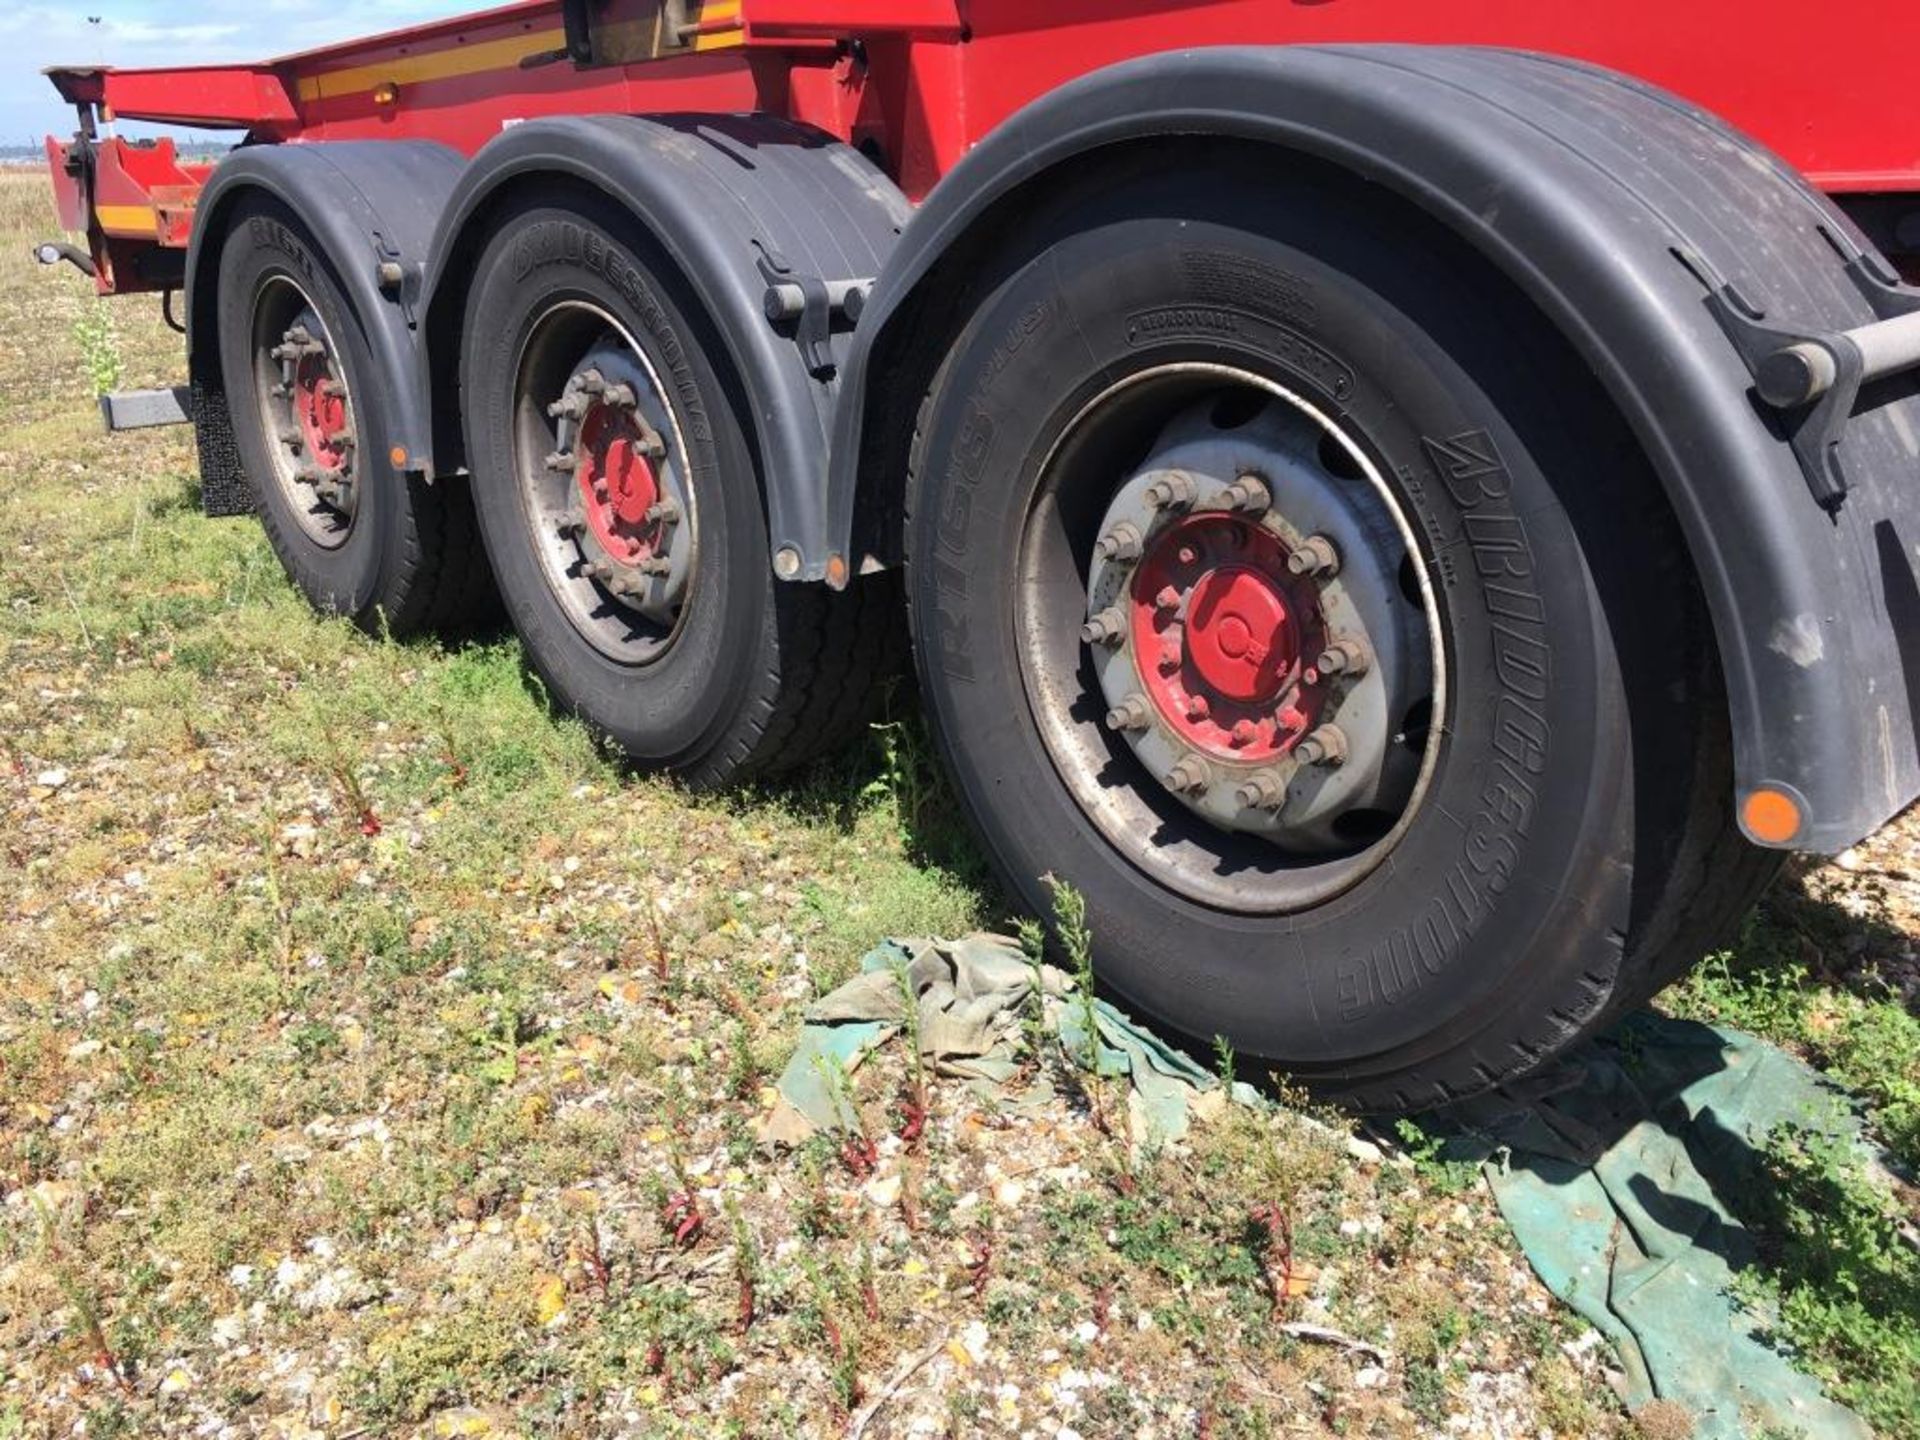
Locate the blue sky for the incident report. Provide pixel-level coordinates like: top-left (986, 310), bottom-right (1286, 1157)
top-left (1, 1), bottom-right (482, 147)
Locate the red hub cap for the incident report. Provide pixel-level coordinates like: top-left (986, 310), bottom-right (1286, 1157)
top-left (1129, 513), bottom-right (1327, 761)
top-left (293, 354), bottom-right (350, 473)
top-left (575, 402), bottom-right (664, 566)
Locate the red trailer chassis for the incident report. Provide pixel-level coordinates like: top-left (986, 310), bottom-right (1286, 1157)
top-left (37, 1), bottom-right (1920, 1110)
top-left (43, 0), bottom-right (1920, 294)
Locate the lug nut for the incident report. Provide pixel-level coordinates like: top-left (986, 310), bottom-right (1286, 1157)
top-left (1157, 638), bottom-right (1181, 673)
top-left (547, 393), bottom-right (590, 421)
top-left (1105, 694), bottom-right (1152, 732)
top-left (1143, 471), bottom-right (1197, 511)
top-left (1234, 770), bottom-right (1288, 811)
top-left (584, 560), bottom-right (613, 581)
top-left (1296, 725), bottom-right (1349, 767)
top-left (640, 557), bottom-right (673, 577)
top-left (1080, 606), bottom-right (1127, 647)
top-left (1229, 719), bottom-right (1258, 747)
top-left (1287, 534), bottom-right (1340, 579)
top-left (576, 369), bottom-right (606, 395)
top-left (1184, 695), bottom-right (1210, 722)
top-left (1315, 637), bottom-right (1372, 678)
top-left (601, 382), bottom-right (638, 410)
top-left (645, 498), bottom-right (681, 525)
top-left (1154, 585), bottom-right (1183, 612)
top-left (1094, 522), bottom-right (1144, 563)
top-left (1164, 756), bottom-right (1212, 795)
top-left (1214, 473), bottom-right (1271, 515)
top-left (557, 515), bottom-right (586, 539)
top-left (317, 379), bottom-right (346, 400)
top-left (544, 450), bottom-right (575, 473)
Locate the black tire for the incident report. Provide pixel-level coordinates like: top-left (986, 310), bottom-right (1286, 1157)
top-left (215, 194), bottom-right (490, 635)
top-left (904, 152), bottom-right (1767, 1112)
top-left (458, 188), bottom-right (899, 786)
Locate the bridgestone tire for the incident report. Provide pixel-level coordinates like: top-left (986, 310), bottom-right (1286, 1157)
top-left (215, 194), bottom-right (490, 635)
top-left (905, 157), bottom-right (1773, 1112)
top-left (459, 189), bottom-right (900, 786)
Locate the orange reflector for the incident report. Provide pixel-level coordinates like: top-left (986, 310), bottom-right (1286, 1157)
top-left (373, 81), bottom-right (400, 106)
top-left (389, 445), bottom-right (409, 468)
top-left (825, 553), bottom-right (849, 589)
top-left (1740, 787), bottom-right (1803, 845)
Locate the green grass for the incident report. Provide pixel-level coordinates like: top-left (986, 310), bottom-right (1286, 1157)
top-left (1668, 941), bottom-right (1920, 1170)
top-left (5, 164), bottom-right (1912, 1439)
top-left (1664, 889), bottom-right (1920, 1439)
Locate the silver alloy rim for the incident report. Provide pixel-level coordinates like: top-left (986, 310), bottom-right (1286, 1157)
top-left (249, 277), bottom-right (358, 549)
top-left (511, 300), bottom-right (697, 665)
top-left (1016, 363), bottom-right (1446, 914)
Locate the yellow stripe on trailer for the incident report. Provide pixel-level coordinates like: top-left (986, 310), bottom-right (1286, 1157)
top-left (95, 204), bottom-right (160, 237)
top-left (292, 2), bottom-right (747, 105)
top-left (294, 29), bottom-right (569, 103)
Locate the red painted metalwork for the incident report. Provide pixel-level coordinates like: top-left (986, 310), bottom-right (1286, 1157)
top-left (1129, 513), bottom-right (1325, 764)
top-left (40, 0), bottom-right (1920, 294)
top-left (294, 358), bottom-right (352, 475)
top-left (575, 403), bottom-right (667, 566)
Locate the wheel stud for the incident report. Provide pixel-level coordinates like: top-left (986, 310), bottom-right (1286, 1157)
top-left (1296, 725), bottom-right (1349, 767)
top-left (1143, 471), bottom-right (1196, 511)
top-left (1164, 755), bottom-right (1212, 794)
top-left (1080, 606), bottom-right (1127, 647)
top-left (1095, 522), bottom-right (1144, 562)
top-left (1105, 694), bottom-right (1152, 732)
top-left (1229, 719), bottom-right (1258, 747)
top-left (1214, 473), bottom-right (1271, 515)
top-left (1315, 637), bottom-right (1372, 678)
top-left (1233, 770), bottom-right (1288, 811)
top-left (1286, 534), bottom-right (1340, 578)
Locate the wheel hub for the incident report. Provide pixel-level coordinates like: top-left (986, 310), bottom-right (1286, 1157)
top-left (574, 398), bottom-right (667, 565)
top-left (292, 349), bottom-right (351, 475)
top-left (1080, 393), bottom-right (1427, 851)
top-left (525, 333), bottom-right (695, 652)
top-left (1130, 514), bottom-right (1326, 762)
top-left (259, 299), bottom-right (356, 541)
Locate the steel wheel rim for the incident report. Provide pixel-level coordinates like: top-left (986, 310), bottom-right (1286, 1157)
top-left (511, 300), bottom-right (698, 665)
top-left (248, 276), bottom-right (357, 549)
top-left (1015, 362), bottom-right (1446, 914)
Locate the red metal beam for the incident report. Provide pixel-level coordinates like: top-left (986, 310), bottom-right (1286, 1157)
top-left (46, 65), bottom-right (297, 130)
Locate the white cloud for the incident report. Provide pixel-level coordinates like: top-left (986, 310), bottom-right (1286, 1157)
top-left (0, 0), bottom-right (479, 147)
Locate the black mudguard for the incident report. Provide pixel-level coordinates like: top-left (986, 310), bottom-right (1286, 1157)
top-left (185, 141), bottom-right (464, 514)
top-left (417, 114), bottom-right (909, 580)
top-left (830, 45), bottom-right (1920, 854)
